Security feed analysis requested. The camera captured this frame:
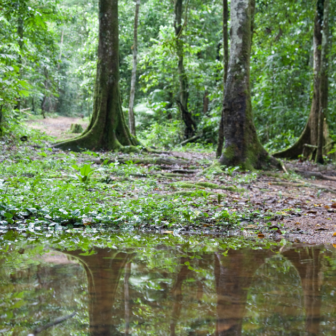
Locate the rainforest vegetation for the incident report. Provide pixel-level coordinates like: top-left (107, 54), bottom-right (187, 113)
top-left (1, 0), bottom-right (336, 237)
top-left (2, 2), bottom-right (336, 334)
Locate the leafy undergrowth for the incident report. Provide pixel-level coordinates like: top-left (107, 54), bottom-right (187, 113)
top-left (1, 132), bottom-right (336, 242)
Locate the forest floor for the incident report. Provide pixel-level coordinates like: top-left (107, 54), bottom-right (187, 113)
top-left (1, 118), bottom-right (336, 245)
top-left (25, 116), bottom-right (89, 141)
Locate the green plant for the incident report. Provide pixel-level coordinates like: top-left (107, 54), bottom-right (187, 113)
top-left (72, 164), bottom-right (95, 183)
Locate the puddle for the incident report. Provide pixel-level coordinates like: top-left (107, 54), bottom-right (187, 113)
top-left (0, 233), bottom-right (336, 335)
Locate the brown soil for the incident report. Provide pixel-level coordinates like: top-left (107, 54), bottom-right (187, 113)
top-left (26, 117), bottom-right (88, 141)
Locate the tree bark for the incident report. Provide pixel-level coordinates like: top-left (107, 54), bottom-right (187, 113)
top-left (218, 0), bottom-right (278, 169)
top-left (274, 0), bottom-right (330, 162)
top-left (128, 0), bottom-right (140, 136)
top-left (55, 0), bottom-right (137, 151)
top-left (14, 1), bottom-right (24, 111)
top-left (216, 0), bottom-right (229, 158)
top-left (174, 0), bottom-right (196, 139)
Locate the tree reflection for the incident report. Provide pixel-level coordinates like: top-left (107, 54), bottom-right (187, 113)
top-left (66, 249), bottom-right (132, 336)
top-left (214, 249), bottom-right (273, 336)
top-left (283, 247), bottom-right (323, 336)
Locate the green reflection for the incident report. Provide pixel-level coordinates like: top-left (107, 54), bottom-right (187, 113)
top-left (0, 233), bottom-right (335, 335)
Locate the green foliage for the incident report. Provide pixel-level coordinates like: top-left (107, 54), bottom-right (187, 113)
top-left (72, 163), bottom-right (95, 183)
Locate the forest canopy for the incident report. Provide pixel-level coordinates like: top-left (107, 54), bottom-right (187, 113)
top-left (0, 0), bottom-right (335, 161)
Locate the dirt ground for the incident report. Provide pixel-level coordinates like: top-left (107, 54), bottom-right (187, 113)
top-left (26, 117), bottom-right (88, 141)
top-left (22, 117), bottom-right (336, 244)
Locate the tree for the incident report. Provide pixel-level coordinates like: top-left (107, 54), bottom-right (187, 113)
top-left (216, 0), bottom-right (229, 158)
top-left (174, 0), bottom-right (197, 140)
top-left (128, 0), bottom-right (141, 136)
top-left (56, 0), bottom-right (138, 151)
top-left (274, 0), bottom-right (331, 162)
top-left (218, 0), bottom-right (278, 169)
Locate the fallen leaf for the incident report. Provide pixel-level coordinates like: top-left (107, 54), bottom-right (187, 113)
top-left (333, 233), bottom-right (336, 237)
top-left (163, 231), bottom-right (173, 234)
top-left (257, 233), bottom-right (265, 238)
top-left (295, 222), bottom-right (300, 225)
top-left (246, 225), bottom-right (257, 229)
top-left (331, 203), bottom-right (336, 209)
top-left (307, 210), bottom-right (317, 214)
top-left (315, 227), bottom-right (327, 231)
top-left (333, 244), bottom-right (336, 248)
top-left (324, 205), bottom-right (330, 209)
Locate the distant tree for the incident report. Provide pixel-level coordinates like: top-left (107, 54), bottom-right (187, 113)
top-left (174, 0), bottom-right (197, 140)
top-left (218, 0), bottom-right (278, 169)
top-left (216, 0), bottom-right (229, 158)
top-left (56, 0), bottom-right (138, 151)
top-left (128, 0), bottom-right (141, 136)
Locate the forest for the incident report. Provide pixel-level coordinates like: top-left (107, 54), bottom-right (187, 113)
top-left (2, 0), bottom-right (336, 335)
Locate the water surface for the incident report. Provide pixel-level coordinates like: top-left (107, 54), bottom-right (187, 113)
top-left (0, 234), bottom-right (335, 335)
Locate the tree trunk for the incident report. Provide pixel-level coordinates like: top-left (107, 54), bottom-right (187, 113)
top-left (218, 0), bottom-right (278, 169)
top-left (216, 0), bottom-right (229, 158)
top-left (174, 0), bottom-right (196, 139)
top-left (274, 0), bottom-right (330, 162)
top-left (55, 0), bottom-right (137, 151)
top-left (128, 0), bottom-right (140, 136)
top-left (14, 2), bottom-right (24, 111)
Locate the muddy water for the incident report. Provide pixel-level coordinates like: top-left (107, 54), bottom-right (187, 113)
top-left (1, 239), bottom-right (336, 335)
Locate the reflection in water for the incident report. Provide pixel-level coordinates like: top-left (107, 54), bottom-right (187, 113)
top-left (1, 241), bottom-right (336, 335)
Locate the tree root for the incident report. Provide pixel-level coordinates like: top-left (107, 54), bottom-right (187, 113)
top-left (96, 156), bottom-right (189, 166)
top-left (171, 181), bottom-right (244, 192)
top-left (269, 182), bottom-right (336, 194)
top-left (154, 190), bottom-right (227, 199)
top-left (294, 170), bottom-right (336, 181)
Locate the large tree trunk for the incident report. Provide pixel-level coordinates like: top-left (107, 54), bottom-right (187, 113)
top-left (216, 0), bottom-right (229, 158)
top-left (174, 0), bottom-right (196, 139)
top-left (55, 0), bottom-right (137, 151)
top-left (128, 0), bottom-right (140, 136)
top-left (274, 0), bottom-right (330, 162)
top-left (218, 0), bottom-right (278, 169)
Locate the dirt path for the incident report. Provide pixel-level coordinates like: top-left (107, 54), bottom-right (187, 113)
top-left (26, 117), bottom-right (88, 141)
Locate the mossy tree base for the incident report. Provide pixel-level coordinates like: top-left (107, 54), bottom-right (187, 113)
top-left (55, 0), bottom-right (138, 152)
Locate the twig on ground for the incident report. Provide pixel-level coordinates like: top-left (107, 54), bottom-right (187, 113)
top-left (31, 312), bottom-right (77, 335)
